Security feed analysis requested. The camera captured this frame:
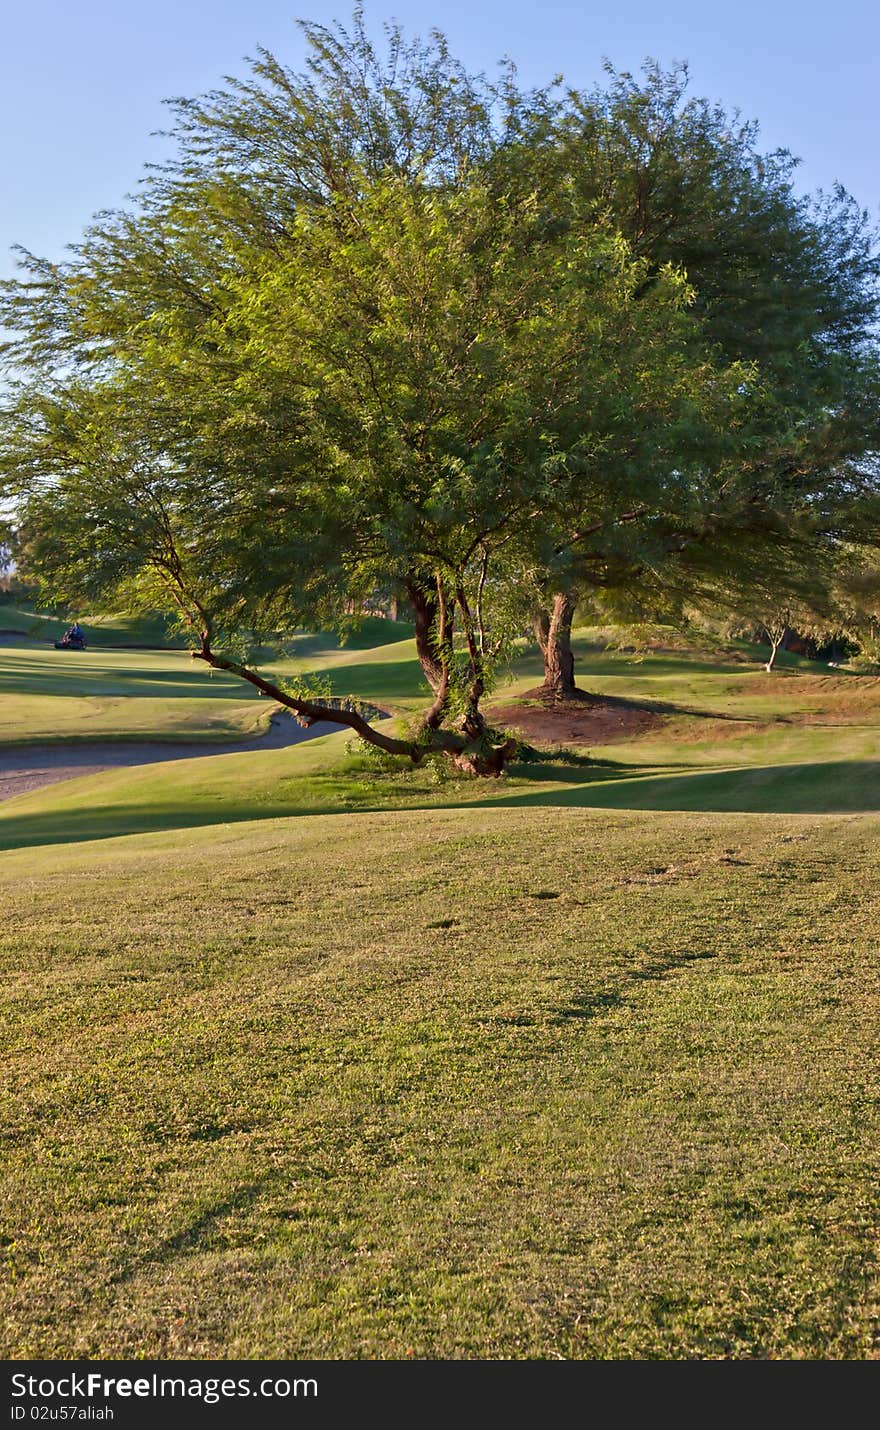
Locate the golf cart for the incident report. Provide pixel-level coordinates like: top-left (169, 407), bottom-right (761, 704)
top-left (54, 624), bottom-right (87, 651)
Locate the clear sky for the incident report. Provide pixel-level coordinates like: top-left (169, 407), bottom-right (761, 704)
top-left (1, 1), bottom-right (877, 281)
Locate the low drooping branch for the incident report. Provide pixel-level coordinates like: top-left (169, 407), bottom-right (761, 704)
top-left (193, 636), bottom-right (517, 776)
top-left (194, 643), bottom-right (426, 759)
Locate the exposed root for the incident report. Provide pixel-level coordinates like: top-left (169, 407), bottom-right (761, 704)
top-left (448, 738), bottom-right (518, 777)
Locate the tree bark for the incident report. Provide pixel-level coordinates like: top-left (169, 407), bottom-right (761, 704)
top-left (538, 591), bottom-right (578, 698)
top-left (405, 577), bottom-right (445, 693)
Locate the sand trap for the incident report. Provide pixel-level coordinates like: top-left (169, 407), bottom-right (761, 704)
top-left (0, 709), bottom-right (344, 803)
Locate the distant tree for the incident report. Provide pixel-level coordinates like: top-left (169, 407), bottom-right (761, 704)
top-left (829, 542), bottom-right (880, 661)
top-left (756, 607), bottom-right (808, 674)
top-left (686, 528), bottom-right (864, 671)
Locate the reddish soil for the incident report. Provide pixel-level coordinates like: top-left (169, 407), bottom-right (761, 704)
top-left (490, 687), bottom-right (665, 746)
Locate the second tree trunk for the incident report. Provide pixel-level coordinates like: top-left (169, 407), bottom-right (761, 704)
top-left (536, 591), bottom-right (578, 698)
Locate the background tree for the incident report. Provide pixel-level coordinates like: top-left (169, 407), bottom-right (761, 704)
top-left (524, 63), bottom-right (880, 694)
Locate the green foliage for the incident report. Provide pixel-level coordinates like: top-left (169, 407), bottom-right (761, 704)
top-left (1, 15), bottom-right (878, 754)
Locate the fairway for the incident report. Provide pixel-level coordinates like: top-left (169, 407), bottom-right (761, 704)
top-left (1, 804), bottom-right (877, 1359)
top-left (0, 622), bottom-right (424, 746)
top-left (2, 631), bottom-right (879, 850)
top-left (0, 629), bottom-right (879, 1359)
top-left (0, 644), bottom-right (268, 745)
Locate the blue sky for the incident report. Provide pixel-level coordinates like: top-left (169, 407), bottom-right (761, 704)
top-left (1, 1), bottom-right (877, 281)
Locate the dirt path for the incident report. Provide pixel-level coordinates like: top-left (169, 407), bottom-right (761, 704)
top-left (0, 710), bottom-right (343, 803)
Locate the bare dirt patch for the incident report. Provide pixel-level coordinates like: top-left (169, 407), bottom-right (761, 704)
top-left (490, 688), bottom-right (666, 747)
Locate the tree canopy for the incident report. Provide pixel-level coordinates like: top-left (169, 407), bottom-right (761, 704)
top-left (2, 11), bottom-right (879, 769)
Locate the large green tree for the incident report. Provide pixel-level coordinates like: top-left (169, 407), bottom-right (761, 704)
top-left (2, 13), bottom-right (877, 762)
top-left (1, 149), bottom-right (746, 770)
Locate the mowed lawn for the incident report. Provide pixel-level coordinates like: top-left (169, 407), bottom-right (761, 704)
top-left (1, 629), bottom-right (879, 1358)
top-left (0, 646), bottom-right (269, 745)
top-left (2, 631), bottom-right (879, 852)
top-left (0, 619), bottom-right (425, 746)
top-left (1, 807), bottom-right (877, 1358)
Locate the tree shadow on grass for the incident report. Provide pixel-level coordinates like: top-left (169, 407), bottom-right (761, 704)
top-left (0, 653), bottom-right (255, 700)
top-left (2, 759), bottom-right (879, 855)
top-left (106, 1181), bottom-right (268, 1289)
top-left (478, 759), bottom-right (880, 816)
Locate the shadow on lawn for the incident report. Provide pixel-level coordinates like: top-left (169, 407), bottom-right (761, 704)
top-left (549, 944), bottom-right (722, 1027)
top-left (0, 648), bottom-right (428, 704)
top-left (2, 759), bottom-right (880, 854)
top-left (0, 651), bottom-right (253, 700)
top-left (480, 759), bottom-right (880, 816)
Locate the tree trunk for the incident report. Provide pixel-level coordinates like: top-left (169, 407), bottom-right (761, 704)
top-left (764, 627), bottom-right (787, 672)
top-left (538, 591), bottom-right (578, 698)
top-left (405, 578), bottom-right (445, 694)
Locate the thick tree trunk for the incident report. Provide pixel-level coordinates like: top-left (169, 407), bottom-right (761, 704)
top-left (537, 591), bottom-right (578, 698)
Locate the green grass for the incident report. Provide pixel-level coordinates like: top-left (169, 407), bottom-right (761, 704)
top-left (1, 618), bottom-right (871, 755)
top-left (0, 628), bottom-right (425, 745)
top-left (1, 807), bottom-right (877, 1358)
top-left (0, 602), bottom-right (413, 652)
top-left (4, 729), bottom-right (880, 855)
top-left (2, 625), bottom-right (880, 1358)
top-left (3, 628), bottom-right (879, 850)
top-left (0, 604), bottom-right (186, 647)
top-left (0, 648), bottom-right (269, 745)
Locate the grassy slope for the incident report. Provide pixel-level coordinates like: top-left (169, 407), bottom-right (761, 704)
top-left (0, 647), bottom-right (268, 745)
top-left (0, 605), bottom-right (185, 647)
top-left (1, 807), bottom-right (877, 1358)
top-left (2, 634), bottom-right (879, 851)
top-left (2, 629), bottom-right (879, 1359)
top-left (0, 604), bottom-right (412, 652)
top-left (0, 621), bottom-right (422, 746)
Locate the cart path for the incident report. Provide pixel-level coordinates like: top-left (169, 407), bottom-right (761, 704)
top-left (0, 710), bottom-right (345, 803)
